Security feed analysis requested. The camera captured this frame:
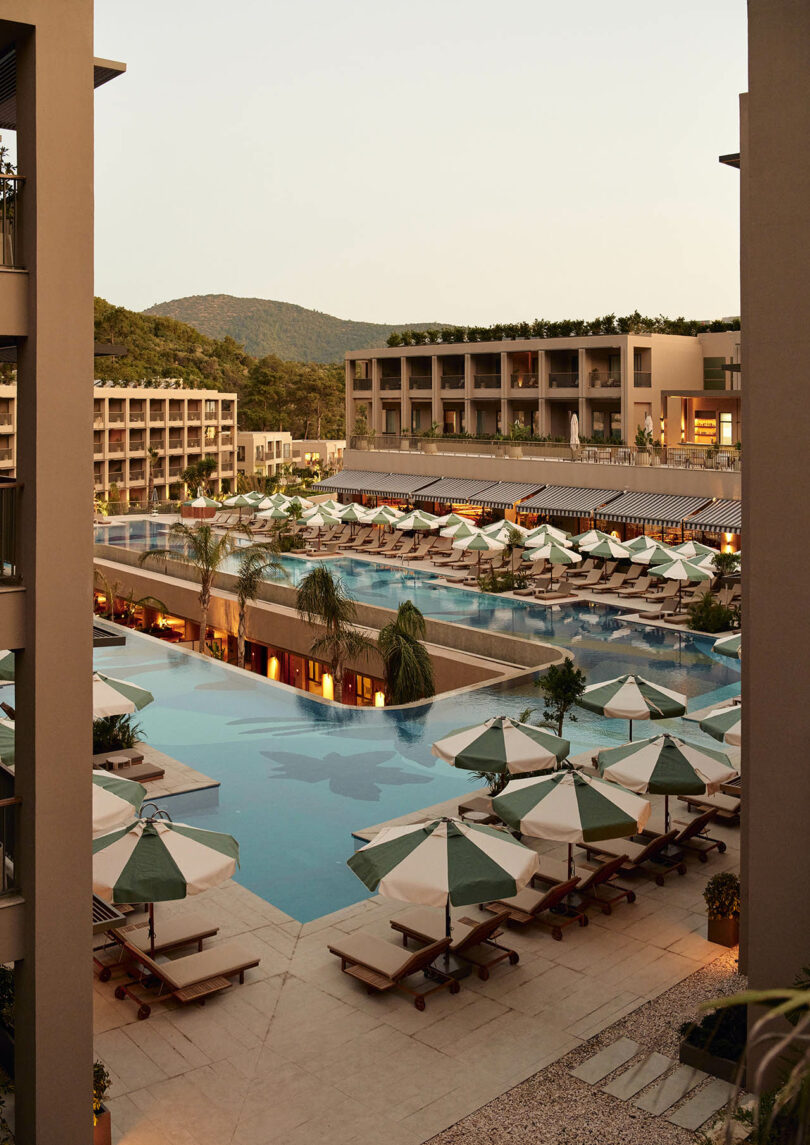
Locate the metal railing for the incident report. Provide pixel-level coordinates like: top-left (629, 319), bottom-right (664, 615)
top-left (0, 483), bottom-right (22, 583)
top-left (168, 441), bottom-right (184, 453)
top-left (352, 379), bottom-right (372, 391)
top-left (0, 449), bottom-right (12, 463)
top-left (474, 374), bottom-right (501, 389)
top-left (149, 413), bottom-right (165, 423)
top-left (186, 437), bottom-right (202, 450)
top-left (128, 443), bottom-right (146, 455)
top-left (107, 442), bottom-right (124, 453)
top-left (408, 378), bottom-right (432, 389)
top-left (440, 376), bottom-right (464, 389)
top-left (107, 412), bottom-right (125, 423)
top-left (634, 371), bottom-right (652, 387)
top-left (510, 373), bottom-right (538, 389)
top-left (168, 411), bottom-right (184, 422)
top-left (0, 415), bottom-right (12, 426)
top-left (589, 371), bottom-right (622, 388)
top-left (350, 434), bottom-right (742, 470)
top-left (380, 378), bottom-right (402, 390)
top-left (93, 442), bottom-right (104, 454)
top-left (169, 465), bottom-right (184, 477)
top-left (0, 796), bottom-right (21, 893)
top-left (219, 433), bottom-right (233, 446)
top-left (129, 412), bottom-right (145, 423)
top-left (187, 411), bottom-right (202, 421)
top-left (0, 175), bottom-right (23, 270)
top-left (548, 373), bottom-right (579, 388)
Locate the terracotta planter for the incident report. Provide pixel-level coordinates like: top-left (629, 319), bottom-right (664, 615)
top-left (355, 439), bottom-right (369, 451)
top-left (679, 1038), bottom-right (740, 1084)
top-left (94, 1107), bottom-right (112, 1145)
top-left (635, 451), bottom-right (651, 466)
top-left (505, 444), bottom-right (523, 458)
top-left (421, 441), bottom-right (438, 454)
top-left (707, 916), bottom-right (740, 947)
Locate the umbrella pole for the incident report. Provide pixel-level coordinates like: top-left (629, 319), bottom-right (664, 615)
top-left (149, 902), bottom-right (155, 958)
top-left (445, 900), bottom-right (451, 968)
top-left (665, 794), bottom-right (670, 834)
top-left (568, 842), bottom-right (574, 881)
top-left (629, 719), bottom-right (633, 742)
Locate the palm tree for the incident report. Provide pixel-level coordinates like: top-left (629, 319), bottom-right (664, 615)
top-left (296, 565), bottom-right (373, 703)
top-left (377, 600), bottom-right (435, 705)
top-left (146, 446), bottom-right (160, 509)
top-left (138, 522), bottom-right (249, 656)
top-left (234, 543), bottom-right (283, 669)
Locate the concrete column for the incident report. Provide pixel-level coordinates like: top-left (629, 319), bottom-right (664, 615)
top-left (621, 342), bottom-right (631, 443)
top-left (500, 351), bottom-right (509, 433)
top-left (577, 352), bottom-right (588, 439)
top-left (344, 359), bottom-right (352, 438)
top-left (400, 357), bottom-right (409, 436)
top-left (463, 352), bottom-right (472, 434)
top-left (431, 355), bottom-right (441, 428)
top-left (370, 358), bottom-right (381, 434)
top-left (14, 8), bottom-right (96, 1142)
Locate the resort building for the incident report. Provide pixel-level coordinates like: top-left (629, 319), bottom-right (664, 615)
top-left (0, 3), bottom-right (125, 1140)
top-left (346, 330), bottom-right (741, 447)
top-left (236, 429), bottom-right (292, 480)
top-left (290, 437), bottom-right (345, 472)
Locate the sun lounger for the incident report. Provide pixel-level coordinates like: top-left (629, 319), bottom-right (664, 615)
top-left (113, 938), bottom-right (261, 1019)
top-left (532, 854), bottom-right (637, 915)
top-left (616, 576), bottom-right (652, 597)
top-left (112, 911), bottom-right (219, 957)
top-left (402, 537), bottom-right (437, 562)
top-left (590, 572), bottom-right (628, 594)
top-left (567, 558), bottom-right (596, 582)
top-left (643, 581), bottom-right (679, 603)
top-left (570, 570), bottom-right (604, 591)
top-left (327, 933), bottom-right (456, 1010)
top-left (389, 909), bottom-right (518, 980)
top-left (482, 876), bottom-right (584, 939)
top-left (339, 527), bottom-right (372, 550)
top-left (655, 808), bottom-right (728, 861)
top-left (393, 535), bottom-right (417, 558)
top-left (678, 791), bottom-right (741, 822)
top-left (364, 532), bottom-right (400, 555)
top-left (579, 829), bottom-right (685, 885)
top-left (623, 564), bottom-right (644, 582)
top-left (535, 584), bottom-right (577, 602)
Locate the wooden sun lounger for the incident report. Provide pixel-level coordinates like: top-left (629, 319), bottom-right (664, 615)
top-left (616, 576), bottom-right (652, 597)
top-left (482, 876), bottom-right (584, 940)
top-left (647, 808), bottom-right (728, 861)
top-left (338, 527), bottom-right (372, 549)
top-left (590, 572), bottom-right (628, 594)
top-left (624, 564), bottom-right (644, 582)
top-left (567, 558), bottom-right (596, 581)
top-left (390, 909), bottom-right (518, 980)
top-left (579, 829), bottom-right (685, 885)
top-left (112, 911), bottom-right (219, 958)
top-left (327, 933), bottom-right (456, 1010)
top-left (402, 537), bottom-right (437, 562)
top-left (571, 570), bottom-right (604, 591)
top-left (113, 938), bottom-right (261, 1019)
top-left (531, 854), bottom-right (637, 915)
top-left (643, 581), bottom-right (679, 602)
top-left (364, 532), bottom-right (400, 555)
top-left (535, 584), bottom-right (577, 602)
top-left (678, 791), bottom-right (741, 822)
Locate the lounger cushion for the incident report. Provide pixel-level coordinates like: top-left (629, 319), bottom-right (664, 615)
top-left (156, 940), bottom-right (259, 989)
top-left (115, 911), bottom-right (217, 953)
top-left (390, 908), bottom-right (493, 951)
top-left (328, 932), bottom-right (414, 978)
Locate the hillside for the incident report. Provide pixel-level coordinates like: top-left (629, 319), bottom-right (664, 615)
top-left (143, 294), bottom-right (445, 363)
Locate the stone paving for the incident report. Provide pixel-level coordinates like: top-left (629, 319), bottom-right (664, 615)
top-left (95, 784), bottom-right (740, 1145)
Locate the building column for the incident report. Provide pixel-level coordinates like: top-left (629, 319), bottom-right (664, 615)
top-left (14, 11), bottom-right (95, 1143)
top-left (500, 351), bottom-right (509, 432)
top-left (463, 352), bottom-right (472, 434)
top-left (400, 356), bottom-right (409, 436)
top-left (370, 358), bottom-right (381, 435)
top-left (431, 355), bottom-right (441, 429)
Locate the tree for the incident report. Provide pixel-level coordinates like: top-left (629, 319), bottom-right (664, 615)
top-left (181, 456), bottom-right (217, 496)
top-left (146, 446), bottom-right (160, 508)
top-left (532, 659), bottom-right (586, 737)
top-left (377, 601), bottom-right (435, 705)
top-left (138, 522), bottom-right (249, 655)
top-left (234, 543), bottom-right (283, 670)
top-left (296, 565), bottom-right (373, 703)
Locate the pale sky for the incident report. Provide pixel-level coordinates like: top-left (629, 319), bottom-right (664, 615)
top-left (92, 0), bottom-right (747, 325)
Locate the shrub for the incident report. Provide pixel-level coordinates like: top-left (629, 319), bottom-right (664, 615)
top-left (679, 1003), bottom-right (746, 1062)
top-left (688, 591), bottom-right (736, 633)
top-left (0, 966), bottom-right (13, 1034)
top-left (92, 714), bottom-right (143, 755)
top-left (477, 570), bottom-right (527, 594)
top-left (704, 871), bottom-right (741, 919)
top-left (94, 1060), bottom-right (112, 1122)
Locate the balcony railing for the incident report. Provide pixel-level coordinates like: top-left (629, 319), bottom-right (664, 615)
top-left (548, 373), bottom-right (579, 389)
top-left (186, 437), bottom-right (201, 450)
top-left (634, 371), bottom-right (652, 387)
top-left (589, 371), bottom-right (621, 389)
top-left (0, 414), bottom-right (12, 426)
top-left (219, 433), bottom-right (233, 446)
top-left (0, 176), bottom-right (24, 270)
top-left (129, 468), bottom-right (146, 483)
top-left (93, 442), bottom-right (104, 454)
top-left (380, 378), bottom-right (402, 390)
top-left (187, 411), bottom-right (202, 421)
top-left (510, 373), bottom-right (538, 389)
top-left (107, 412), bottom-right (125, 423)
top-left (149, 412), bottom-right (165, 423)
top-left (409, 378), bottom-right (432, 390)
top-left (168, 441), bottom-right (184, 453)
top-left (168, 411), bottom-right (184, 422)
top-left (169, 464), bottom-right (184, 477)
top-left (474, 374), bottom-right (501, 389)
top-left (353, 379), bottom-right (372, 391)
top-left (0, 449), bottom-right (12, 464)
top-left (128, 412), bottom-right (145, 423)
top-left (0, 484), bottom-right (21, 583)
top-left (0, 796), bottom-right (21, 892)
top-left (441, 376), bottom-right (465, 389)
top-left (108, 442), bottom-right (125, 454)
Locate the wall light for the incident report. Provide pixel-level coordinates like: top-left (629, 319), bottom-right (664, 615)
top-left (322, 672), bottom-right (334, 701)
top-left (374, 691), bottom-right (385, 708)
top-left (268, 656), bottom-right (280, 681)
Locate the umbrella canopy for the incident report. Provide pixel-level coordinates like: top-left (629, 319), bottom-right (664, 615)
top-left (256, 506), bottom-right (290, 521)
top-left (336, 503), bottom-right (368, 523)
top-left (714, 632), bottom-right (741, 659)
top-left (434, 512), bottom-right (470, 528)
top-left (649, 557), bottom-right (712, 583)
top-left (311, 498), bottom-right (342, 513)
top-left (699, 704), bottom-right (742, 747)
top-left (673, 540), bottom-right (720, 561)
top-left (93, 814), bottom-right (240, 954)
top-left (583, 537), bottom-right (633, 561)
top-left (302, 510), bottom-right (341, 529)
top-left (0, 718), bottom-right (14, 765)
top-left (244, 491), bottom-right (264, 502)
top-left (440, 520), bottom-right (480, 540)
top-left (253, 497), bottom-right (277, 511)
top-left (570, 528), bottom-right (612, 548)
top-left (0, 651), bottom-right (13, 682)
top-left (182, 495), bottom-right (220, 509)
top-left (597, 733), bottom-right (737, 831)
top-left (630, 543), bottom-right (677, 567)
top-left (570, 413), bottom-right (580, 449)
top-left (396, 510), bottom-right (439, 531)
top-left (644, 412), bottom-right (654, 438)
top-left (269, 492), bottom-right (292, 505)
top-left (286, 496), bottom-right (313, 510)
top-left (92, 771), bottom-right (146, 837)
top-left (92, 672), bottom-right (154, 719)
top-left (481, 521), bottom-right (530, 545)
top-left (525, 524), bottom-right (571, 547)
top-left (431, 715), bottom-right (569, 777)
top-left (366, 507), bottom-right (402, 526)
top-left (452, 532), bottom-right (505, 554)
top-left (493, 771), bottom-right (651, 877)
top-left (222, 494), bottom-right (255, 508)
top-left (523, 541), bottom-right (582, 566)
top-left (579, 673), bottom-right (686, 740)
top-left (348, 816), bottom-right (539, 911)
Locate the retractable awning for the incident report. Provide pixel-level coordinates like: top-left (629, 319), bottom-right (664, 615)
top-left (412, 477), bottom-right (497, 501)
top-left (311, 470), bottom-right (385, 493)
top-left (365, 473), bottom-right (441, 496)
top-left (517, 486), bottom-right (622, 515)
top-left (599, 491), bottom-right (711, 527)
top-left (684, 499), bottom-right (742, 533)
top-left (474, 482), bottom-right (546, 508)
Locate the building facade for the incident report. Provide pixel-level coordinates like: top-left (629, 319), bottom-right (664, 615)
top-left (236, 430), bottom-right (292, 479)
top-left (290, 437), bottom-right (345, 472)
top-left (346, 331), bottom-right (741, 448)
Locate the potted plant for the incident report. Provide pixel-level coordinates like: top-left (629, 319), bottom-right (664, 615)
top-left (420, 422), bottom-right (440, 453)
top-left (94, 1060), bottom-right (112, 1145)
top-left (704, 871), bottom-right (740, 946)
top-left (352, 406), bottom-right (370, 450)
top-left (733, 441), bottom-right (742, 471)
top-left (634, 424), bottom-right (652, 465)
top-left (678, 1003), bottom-right (746, 1083)
top-left (650, 439), bottom-right (663, 466)
top-left (705, 443), bottom-right (718, 469)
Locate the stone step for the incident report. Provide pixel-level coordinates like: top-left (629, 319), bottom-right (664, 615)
top-left (603, 1053), bottom-right (671, 1100)
top-left (634, 1065), bottom-right (707, 1115)
top-left (668, 1078), bottom-right (737, 1130)
top-left (570, 1038), bottom-right (640, 1085)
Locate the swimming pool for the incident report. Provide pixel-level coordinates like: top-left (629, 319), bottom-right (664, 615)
top-left (96, 520), bottom-right (739, 701)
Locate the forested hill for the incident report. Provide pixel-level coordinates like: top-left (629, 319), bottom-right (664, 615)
top-left (143, 294), bottom-right (445, 363)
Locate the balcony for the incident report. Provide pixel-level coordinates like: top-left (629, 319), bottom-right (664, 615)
top-left (353, 379), bottom-right (372, 391)
top-left (0, 175), bottom-right (22, 268)
top-left (168, 411), bottom-right (184, 422)
top-left (149, 412), bottom-right (165, 424)
top-left (379, 378), bottom-right (402, 391)
top-left (187, 411), bottom-right (202, 422)
top-left (93, 416), bottom-right (104, 428)
top-left (0, 795), bottom-right (21, 896)
top-left (474, 374), bottom-right (502, 390)
top-left (441, 376), bottom-right (464, 390)
top-left (186, 436), bottom-right (202, 450)
top-left (634, 372), bottom-right (652, 388)
top-left (0, 450), bottom-right (12, 466)
top-left (93, 442), bottom-right (104, 455)
top-left (168, 441), bottom-right (184, 453)
top-left (409, 378), bottom-right (432, 390)
top-left (509, 373), bottom-right (538, 389)
top-left (219, 432), bottom-right (233, 447)
top-left (128, 440), bottom-right (146, 455)
top-left (107, 442), bottom-right (125, 454)
top-left (548, 373), bottom-right (579, 389)
top-left (220, 408), bottom-right (234, 422)
top-left (589, 371), bottom-right (621, 389)
top-left (107, 412), bottom-right (125, 424)
top-left (0, 415), bottom-right (12, 427)
top-left (169, 464), bottom-right (184, 478)
top-left (129, 468), bottom-right (146, 484)
top-left (94, 473), bottom-right (104, 489)
top-left (128, 411), bottom-right (145, 423)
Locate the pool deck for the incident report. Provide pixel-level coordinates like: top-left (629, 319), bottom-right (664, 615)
top-left (126, 742), bottom-right (220, 799)
top-left (97, 780), bottom-right (741, 1145)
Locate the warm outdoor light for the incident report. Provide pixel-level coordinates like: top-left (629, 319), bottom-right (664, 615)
top-left (268, 656), bottom-right (280, 681)
top-left (374, 691), bottom-right (385, 707)
top-left (322, 672), bottom-right (334, 700)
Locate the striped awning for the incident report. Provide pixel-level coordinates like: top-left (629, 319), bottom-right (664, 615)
top-left (684, 499), bottom-right (742, 533)
top-left (412, 477), bottom-right (498, 501)
top-left (353, 472), bottom-right (439, 496)
top-left (311, 470), bottom-right (380, 492)
top-left (474, 482), bottom-right (546, 508)
top-left (517, 486), bottom-right (622, 515)
top-left (599, 491), bottom-right (711, 527)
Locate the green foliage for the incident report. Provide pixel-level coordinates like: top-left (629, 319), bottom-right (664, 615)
top-left (538, 659), bottom-right (586, 737)
top-left (635, 424), bottom-right (653, 449)
top-left (713, 551), bottom-right (741, 578)
top-left (378, 602), bottom-right (435, 705)
top-left (679, 1004), bottom-right (747, 1061)
top-left (181, 456), bottom-right (217, 493)
top-left (296, 566), bottom-right (374, 701)
top-left (92, 714), bottom-right (143, 755)
top-left (239, 354), bottom-right (344, 438)
top-left (477, 569), bottom-right (528, 593)
top-left (94, 1060), bottom-right (112, 1121)
top-left (143, 294), bottom-right (447, 363)
top-left (471, 768), bottom-right (510, 797)
top-left (386, 312), bottom-right (740, 346)
top-left (352, 404), bottom-right (370, 437)
top-left (688, 592), bottom-right (736, 633)
top-left (703, 871), bottom-right (741, 919)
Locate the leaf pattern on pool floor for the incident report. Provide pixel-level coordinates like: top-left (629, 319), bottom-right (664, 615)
top-left (263, 748), bottom-right (434, 801)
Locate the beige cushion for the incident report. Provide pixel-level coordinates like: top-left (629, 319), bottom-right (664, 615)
top-left (156, 940), bottom-right (257, 989)
top-left (116, 911), bottom-right (215, 953)
top-left (328, 932), bottom-right (413, 978)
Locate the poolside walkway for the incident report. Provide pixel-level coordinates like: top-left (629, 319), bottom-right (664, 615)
top-left (96, 784), bottom-right (740, 1145)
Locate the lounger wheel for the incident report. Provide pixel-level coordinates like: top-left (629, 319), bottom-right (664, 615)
top-left (551, 927), bottom-right (563, 941)
top-left (99, 967), bottom-right (112, 983)
top-left (114, 985), bottom-right (127, 1001)
top-left (508, 951), bottom-right (520, 965)
top-left (414, 996), bottom-right (426, 1012)
top-left (578, 915), bottom-right (588, 927)
top-left (677, 863), bottom-right (687, 876)
top-left (718, 842), bottom-right (727, 853)
top-left (699, 853), bottom-right (708, 862)
top-left (655, 873), bottom-right (665, 886)
top-left (449, 981), bottom-right (461, 995)
top-left (478, 968), bottom-right (490, 981)
top-left (137, 1004), bottom-right (151, 1020)
top-left (627, 891), bottom-right (637, 903)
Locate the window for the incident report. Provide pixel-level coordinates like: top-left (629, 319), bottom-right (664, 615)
top-left (384, 408), bottom-right (399, 434)
top-left (204, 400), bottom-right (217, 417)
top-left (236, 446), bottom-right (245, 462)
top-left (354, 674), bottom-right (375, 706)
top-left (204, 426), bottom-right (217, 443)
top-left (703, 357), bottom-right (726, 391)
top-left (719, 412), bottom-right (733, 446)
top-left (283, 444), bottom-right (291, 458)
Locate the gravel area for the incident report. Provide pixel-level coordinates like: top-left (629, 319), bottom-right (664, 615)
top-left (429, 950), bottom-right (745, 1145)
